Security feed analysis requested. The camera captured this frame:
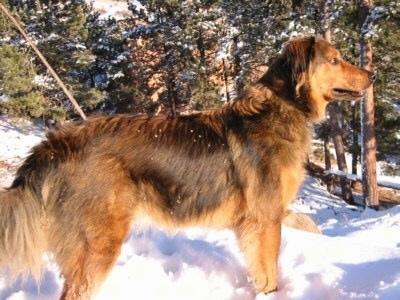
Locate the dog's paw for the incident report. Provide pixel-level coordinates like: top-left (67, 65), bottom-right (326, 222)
top-left (263, 287), bottom-right (278, 295)
top-left (253, 276), bottom-right (277, 295)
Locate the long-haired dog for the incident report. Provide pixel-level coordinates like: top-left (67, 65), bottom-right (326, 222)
top-left (0, 37), bottom-right (375, 299)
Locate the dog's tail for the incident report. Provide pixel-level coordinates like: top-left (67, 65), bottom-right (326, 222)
top-left (0, 186), bottom-right (46, 282)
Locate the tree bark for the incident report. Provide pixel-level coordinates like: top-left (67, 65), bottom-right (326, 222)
top-left (323, 122), bottom-right (334, 194)
top-left (351, 105), bottom-right (359, 175)
top-left (232, 35), bottom-right (244, 95)
top-left (319, 1), bottom-right (334, 195)
top-left (328, 103), bottom-right (355, 204)
top-left (358, 0), bottom-right (379, 209)
top-left (167, 77), bottom-right (177, 117)
top-left (222, 59), bottom-right (231, 102)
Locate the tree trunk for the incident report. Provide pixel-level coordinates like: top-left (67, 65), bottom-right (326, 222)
top-left (222, 59), bottom-right (231, 102)
top-left (323, 122), bottom-right (334, 194)
top-left (321, 4), bottom-right (354, 204)
top-left (358, 0), bottom-right (379, 210)
top-left (167, 78), bottom-right (177, 117)
top-left (328, 103), bottom-right (355, 204)
top-left (351, 104), bottom-right (359, 175)
top-left (319, 1), bottom-right (334, 195)
top-left (232, 35), bottom-right (244, 95)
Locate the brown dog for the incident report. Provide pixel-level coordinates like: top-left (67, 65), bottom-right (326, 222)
top-left (0, 37), bottom-right (374, 299)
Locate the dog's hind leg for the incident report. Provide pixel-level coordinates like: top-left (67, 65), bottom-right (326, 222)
top-left (234, 219), bottom-right (281, 294)
top-left (57, 207), bottom-right (133, 300)
top-left (49, 180), bottom-right (135, 299)
top-left (59, 239), bottom-right (125, 300)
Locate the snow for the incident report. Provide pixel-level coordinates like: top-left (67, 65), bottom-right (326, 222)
top-left (87, 0), bottom-right (131, 20)
top-left (0, 116), bottom-right (400, 300)
top-left (325, 169), bottom-right (400, 190)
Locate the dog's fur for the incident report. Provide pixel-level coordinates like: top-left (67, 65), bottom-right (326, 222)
top-left (0, 37), bottom-right (374, 299)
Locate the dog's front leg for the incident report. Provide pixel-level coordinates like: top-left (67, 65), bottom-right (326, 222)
top-left (234, 218), bottom-right (281, 294)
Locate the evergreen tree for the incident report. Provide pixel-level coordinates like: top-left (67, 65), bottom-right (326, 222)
top-left (219, 0), bottom-right (290, 96)
top-left (86, 16), bottom-right (133, 113)
top-left (369, 1), bottom-right (400, 160)
top-left (0, 44), bottom-right (44, 118)
top-left (126, 0), bottom-right (221, 114)
top-left (332, 0), bottom-right (400, 171)
top-left (0, 0), bottom-right (99, 118)
top-left (0, 0), bottom-right (135, 118)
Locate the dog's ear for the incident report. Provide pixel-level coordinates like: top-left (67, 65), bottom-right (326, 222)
top-left (282, 37), bottom-right (316, 88)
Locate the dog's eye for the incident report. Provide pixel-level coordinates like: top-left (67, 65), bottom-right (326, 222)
top-left (330, 57), bottom-right (340, 65)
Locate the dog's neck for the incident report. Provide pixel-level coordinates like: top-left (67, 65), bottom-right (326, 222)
top-left (257, 59), bottom-right (295, 100)
top-left (256, 61), bottom-right (323, 121)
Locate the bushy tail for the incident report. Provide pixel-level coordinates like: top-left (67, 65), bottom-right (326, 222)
top-left (0, 187), bottom-right (46, 282)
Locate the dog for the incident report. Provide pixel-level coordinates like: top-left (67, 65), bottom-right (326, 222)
top-left (0, 37), bottom-right (374, 299)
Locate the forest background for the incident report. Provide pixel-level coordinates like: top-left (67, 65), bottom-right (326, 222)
top-left (0, 0), bottom-right (399, 205)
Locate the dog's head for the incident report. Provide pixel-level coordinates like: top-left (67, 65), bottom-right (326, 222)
top-left (262, 37), bottom-right (375, 120)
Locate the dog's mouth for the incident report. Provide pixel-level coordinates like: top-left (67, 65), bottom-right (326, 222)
top-left (332, 88), bottom-right (366, 99)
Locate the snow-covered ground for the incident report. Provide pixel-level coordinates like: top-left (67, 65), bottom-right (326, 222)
top-left (0, 116), bottom-right (399, 300)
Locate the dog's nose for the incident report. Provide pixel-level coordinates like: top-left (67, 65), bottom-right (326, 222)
top-left (369, 71), bottom-right (376, 83)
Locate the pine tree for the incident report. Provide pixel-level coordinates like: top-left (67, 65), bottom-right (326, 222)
top-left (328, 0), bottom-right (400, 174)
top-left (85, 16), bottom-right (133, 113)
top-left (358, 0), bottom-right (379, 209)
top-left (0, 0), bottom-right (138, 118)
top-left (0, 44), bottom-right (44, 118)
top-left (369, 1), bottom-right (400, 162)
top-left (126, 0), bottom-right (221, 114)
top-left (219, 0), bottom-right (290, 96)
top-left (1, 0), bottom-right (104, 118)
